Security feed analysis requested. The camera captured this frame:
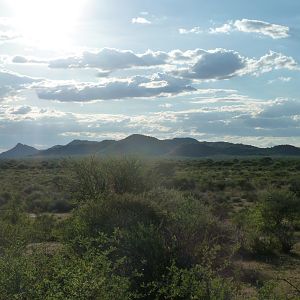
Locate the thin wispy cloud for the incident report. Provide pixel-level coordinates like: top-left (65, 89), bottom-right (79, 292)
top-left (179, 27), bottom-right (203, 34)
top-left (132, 17), bottom-right (152, 24)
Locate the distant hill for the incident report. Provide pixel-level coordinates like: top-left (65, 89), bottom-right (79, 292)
top-left (0, 143), bottom-right (39, 159)
top-left (39, 139), bottom-right (115, 156)
top-left (97, 134), bottom-right (199, 156)
top-left (1, 135), bottom-right (300, 159)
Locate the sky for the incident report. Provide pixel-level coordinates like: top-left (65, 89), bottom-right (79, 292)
top-left (0, 0), bottom-right (300, 150)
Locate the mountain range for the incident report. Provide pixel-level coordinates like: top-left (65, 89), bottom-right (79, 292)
top-left (1, 134), bottom-right (300, 159)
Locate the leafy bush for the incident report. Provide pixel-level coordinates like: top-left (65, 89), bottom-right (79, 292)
top-left (0, 241), bottom-right (133, 300)
top-left (73, 157), bottom-right (154, 202)
top-left (151, 261), bottom-right (236, 299)
top-left (73, 156), bottom-right (110, 201)
top-left (235, 190), bottom-right (300, 254)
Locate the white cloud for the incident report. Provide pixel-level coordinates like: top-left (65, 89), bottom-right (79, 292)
top-left (179, 27), bottom-right (203, 34)
top-left (208, 19), bottom-right (290, 39)
top-left (12, 56), bottom-right (47, 64)
top-left (0, 69), bottom-right (39, 88)
top-left (258, 99), bottom-right (300, 118)
top-left (0, 104), bottom-right (65, 121)
top-left (159, 103), bottom-right (173, 108)
top-left (132, 17), bottom-right (151, 24)
top-left (278, 76), bottom-right (292, 82)
top-left (174, 49), bottom-right (299, 80)
top-left (13, 47), bottom-right (299, 80)
top-left (0, 31), bottom-right (19, 41)
top-left (173, 49), bottom-right (246, 80)
top-left (185, 19), bottom-right (290, 39)
top-left (245, 51), bottom-right (299, 76)
top-left (5, 48), bottom-right (298, 103)
top-left (36, 73), bottom-right (196, 102)
top-left (48, 48), bottom-right (168, 70)
top-left (1, 93), bottom-right (300, 149)
top-left (10, 106), bottom-right (32, 115)
top-left (233, 19), bottom-right (289, 39)
top-left (209, 24), bottom-right (232, 34)
top-left (0, 17), bottom-right (20, 42)
top-left (268, 76), bottom-right (292, 84)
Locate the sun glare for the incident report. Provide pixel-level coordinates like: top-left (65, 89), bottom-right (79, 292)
top-left (9, 0), bottom-right (87, 49)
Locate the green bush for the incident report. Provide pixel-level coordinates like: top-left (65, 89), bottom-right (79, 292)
top-left (235, 190), bottom-right (300, 254)
top-left (151, 262), bottom-right (236, 299)
top-left (0, 242), bottom-right (133, 300)
top-left (73, 157), bottom-right (154, 202)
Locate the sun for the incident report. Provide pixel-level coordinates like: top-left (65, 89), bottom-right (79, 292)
top-left (9, 0), bottom-right (87, 49)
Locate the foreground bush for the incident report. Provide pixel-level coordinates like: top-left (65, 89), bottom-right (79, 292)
top-left (0, 241), bottom-right (133, 300)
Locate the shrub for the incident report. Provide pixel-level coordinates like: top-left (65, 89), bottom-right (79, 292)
top-left (73, 156), bottom-right (154, 202)
top-left (70, 194), bottom-right (163, 237)
top-left (235, 190), bottom-right (300, 254)
top-left (259, 190), bottom-right (300, 252)
top-left (103, 157), bottom-right (151, 194)
top-left (73, 156), bottom-right (110, 201)
top-left (147, 189), bottom-right (236, 267)
top-left (31, 214), bottom-right (58, 242)
top-left (152, 262), bottom-right (237, 299)
top-left (0, 242), bottom-right (133, 300)
top-left (0, 200), bottom-right (32, 251)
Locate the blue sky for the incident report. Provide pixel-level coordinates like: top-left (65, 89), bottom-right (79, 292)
top-left (0, 0), bottom-right (299, 150)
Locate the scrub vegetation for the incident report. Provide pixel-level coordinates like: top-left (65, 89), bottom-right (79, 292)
top-left (0, 156), bottom-right (299, 299)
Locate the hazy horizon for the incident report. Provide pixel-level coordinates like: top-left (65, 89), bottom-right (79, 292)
top-left (1, 0), bottom-right (300, 152)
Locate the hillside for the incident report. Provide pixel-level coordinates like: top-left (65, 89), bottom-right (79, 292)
top-left (1, 135), bottom-right (300, 159)
top-left (0, 143), bottom-right (39, 159)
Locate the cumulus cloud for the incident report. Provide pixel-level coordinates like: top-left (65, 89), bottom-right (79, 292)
top-left (12, 56), bottom-right (47, 64)
top-left (0, 70), bottom-right (38, 87)
top-left (245, 51), bottom-right (299, 75)
top-left (148, 97), bottom-right (300, 140)
top-left (6, 48), bottom-right (299, 103)
top-left (233, 19), bottom-right (290, 39)
top-left (209, 24), bottom-right (232, 34)
top-left (13, 47), bottom-right (299, 81)
top-left (173, 49), bottom-right (299, 80)
top-left (0, 70), bottom-right (40, 97)
top-left (210, 19), bottom-right (290, 39)
top-left (48, 48), bottom-right (168, 70)
top-left (36, 73), bottom-right (196, 102)
top-left (185, 19), bottom-right (290, 39)
top-left (0, 70), bottom-right (39, 90)
top-left (132, 17), bottom-right (151, 24)
top-left (258, 99), bottom-right (300, 118)
top-left (10, 106), bottom-right (32, 115)
top-left (173, 49), bottom-right (246, 80)
top-left (0, 103), bottom-right (65, 122)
